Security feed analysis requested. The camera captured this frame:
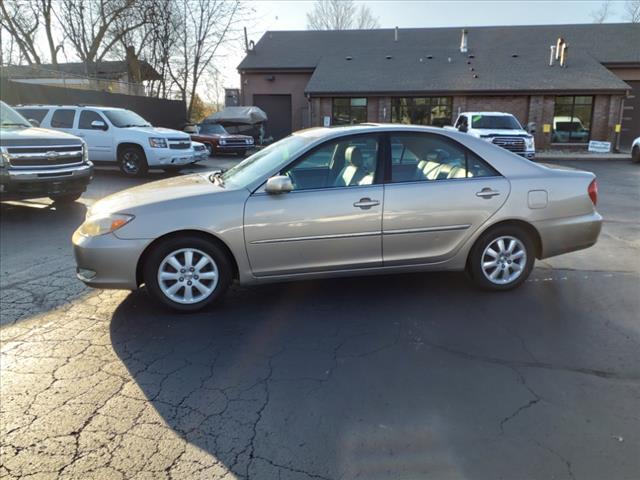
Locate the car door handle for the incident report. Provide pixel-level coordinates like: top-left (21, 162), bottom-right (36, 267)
top-left (353, 198), bottom-right (380, 209)
top-left (476, 188), bottom-right (501, 199)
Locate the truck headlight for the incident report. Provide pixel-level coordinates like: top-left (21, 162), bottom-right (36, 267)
top-left (246, 138), bottom-right (254, 144)
top-left (0, 147), bottom-right (9, 168)
top-left (81, 142), bottom-right (91, 163)
top-left (220, 139), bottom-right (227, 145)
top-left (79, 213), bottom-right (134, 237)
top-left (525, 136), bottom-right (535, 150)
top-left (149, 137), bottom-right (168, 148)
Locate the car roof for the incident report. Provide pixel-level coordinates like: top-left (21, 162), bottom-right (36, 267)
top-left (14, 104), bottom-right (125, 111)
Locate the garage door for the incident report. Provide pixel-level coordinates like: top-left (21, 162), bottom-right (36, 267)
top-left (253, 94), bottom-right (292, 141)
top-left (620, 81), bottom-right (640, 152)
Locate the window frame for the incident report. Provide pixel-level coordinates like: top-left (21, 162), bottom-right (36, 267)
top-left (275, 132), bottom-right (385, 192)
top-left (331, 98), bottom-right (368, 126)
top-left (390, 96), bottom-right (453, 127)
top-left (381, 131), bottom-right (503, 184)
top-left (50, 108), bottom-right (76, 129)
top-left (551, 95), bottom-right (594, 145)
top-left (78, 109), bottom-right (109, 130)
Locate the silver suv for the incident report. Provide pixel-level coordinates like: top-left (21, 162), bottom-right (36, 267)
top-left (0, 101), bottom-right (93, 203)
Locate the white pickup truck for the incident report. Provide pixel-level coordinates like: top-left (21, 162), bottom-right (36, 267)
top-left (445, 112), bottom-right (535, 160)
top-left (15, 105), bottom-right (198, 177)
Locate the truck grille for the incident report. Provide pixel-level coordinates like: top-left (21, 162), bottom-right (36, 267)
top-left (167, 138), bottom-right (191, 150)
top-left (492, 137), bottom-right (525, 153)
top-left (7, 145), bottom-right (84, 168)
top-left (221, 139), bottom-right (248, 147)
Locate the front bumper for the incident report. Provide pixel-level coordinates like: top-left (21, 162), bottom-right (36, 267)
top-left (145, 148), bottom-right (197, 167)
top-left (216, 144), bottom-right (253, 153)
top-left (534, 211), bottom-right (603, 259)
top-left (0, 163), bottom-right (93, 200)
top-left (73, 229), bottom-right (150, 290)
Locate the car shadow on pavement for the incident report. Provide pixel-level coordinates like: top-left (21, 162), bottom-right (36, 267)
top-left (107, 269), bottom-right (634, 479)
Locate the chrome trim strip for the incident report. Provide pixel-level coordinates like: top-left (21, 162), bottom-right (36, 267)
top-left (251, 230), bottom-right (380, 245)
top-left (10, 150), bottom-right (82, 159)
top-left (7, 163), bottom-right (92, 179)
top-left (6, 144), bottom-right (84, 150)
top-left (383, 224), bottom-right (471, 235)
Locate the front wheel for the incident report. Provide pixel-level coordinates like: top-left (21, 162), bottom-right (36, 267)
top-left (468, 226), bottom-right (535, 290)
top-left (118, 146), bottom-right (149, 177)
top-left (143, 235), bottom-right (232, 312)
top-left (204, 143), bottom-right (213, 156)
top-left (632, 146), bottom-right (640, 164)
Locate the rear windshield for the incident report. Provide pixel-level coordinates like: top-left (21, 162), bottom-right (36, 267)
top-left (471, 115), bottom-right (522, 130)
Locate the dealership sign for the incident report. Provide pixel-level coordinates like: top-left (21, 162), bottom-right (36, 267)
top-left (588, 141), bottom-right (611, 153)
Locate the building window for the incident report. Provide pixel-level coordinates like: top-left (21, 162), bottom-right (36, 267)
top-left (552, 96), bottom-right (593, 143)
top-left (391, 97), bottom-right (453, 127)
top-left (332, 98), bottom-right (367, 125)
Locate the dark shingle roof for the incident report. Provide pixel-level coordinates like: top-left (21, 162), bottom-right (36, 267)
top-left (238, 23), bottom-right (639, 94)
top-left (1, 61), bottom-right (162, 81)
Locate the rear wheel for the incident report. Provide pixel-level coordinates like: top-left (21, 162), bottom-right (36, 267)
top-left (118, 146), bottom-right (148, 177)
top-left (143, 235), bottom-right (232, 312)
top-left (468, 225), bottom-right (535, 290)
top-left (204, 143), bottom-right (213, 156)
top-left (50, 192), bottom-right (83, 203)
top-left (632, 146), bottom-right (640, 164)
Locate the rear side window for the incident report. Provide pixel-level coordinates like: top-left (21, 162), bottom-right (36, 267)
top-left (389, 133), bottom-right (499, 182)
top-left (79, 110), bottom-right (107, 129)
top-left (16, 108), bottom-right (48, 123)
top-left (51, 109), bottom-right (76, 128)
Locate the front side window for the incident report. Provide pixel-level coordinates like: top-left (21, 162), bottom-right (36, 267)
top-left (332, 98), bottom-right (367, 125)
top-left (391, 97), bottom-right (452, 127)
top-left (552, 96), bottom-right (593, 143)
top-left (390, 133), bottom-right (498, 183)
top-left (15, 108), bottom-right (47, 124)
top-left (103, 109), bottom-right (150, 128)
top-left (79, 110), bottom-right (107, 130)
top-left (51, 109), bottom-right (76, 129)
top-left (283, 135), bottom-right (379, 190)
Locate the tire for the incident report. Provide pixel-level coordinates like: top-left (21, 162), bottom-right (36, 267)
top-left (204, 143), bottom-right (213, 156)
top-left (468, 225), bottom-right (535, 291)
top-left (50, 192), bottom-right (83, 203)
top-left (162, 166), bottom-right (182, 173)
top-left (143, 235), bottom-right (233, 312)
top-left (118, 146), bottom-right (149, 177)
top-left (632, 146), bottom-right (640, 164)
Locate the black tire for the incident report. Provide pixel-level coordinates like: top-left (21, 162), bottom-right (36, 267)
top-left (632, 146), bottom-right (640, 164)
top-left (468, 225), bottom-right (535, 291)
top-left (50, 192), bottom-right (83, 203)
top-left (143, 235), bottom-right (233, 312)
top-left (204, 143), bottom-right (213, 156)
top-left (118, 145), bottom-right (149, 177)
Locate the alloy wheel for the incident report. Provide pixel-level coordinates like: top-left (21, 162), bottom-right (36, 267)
top-left (157, 248), bottom-right (219, 304)
top-left (122, 151), bottom-right (141, 175)
top-left (481, 236), bottom-right (527, 285)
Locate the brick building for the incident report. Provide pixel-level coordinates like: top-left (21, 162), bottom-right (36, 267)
top-left (238, 23), bottom-right (640, 151)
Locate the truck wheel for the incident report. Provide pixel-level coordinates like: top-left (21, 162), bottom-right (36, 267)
top-left (118, 146), bottom-right (148, 177)
top-left (204, 143), bottom-right (213, 156)
top-left (50, 192), bottom-right (83, 204)
top-left (143, 235), bottom-right (233, 312)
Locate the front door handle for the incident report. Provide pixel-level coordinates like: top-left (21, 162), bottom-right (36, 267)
top-left (476, 188), bottom-right (501, 199)
top-left (353, 197), bottom-right (380, 209)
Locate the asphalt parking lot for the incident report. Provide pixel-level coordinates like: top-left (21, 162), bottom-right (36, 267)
top-left (1, 157), bottom-right (639, 480)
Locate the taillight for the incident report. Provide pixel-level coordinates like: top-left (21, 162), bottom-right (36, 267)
top-left (588, 179), bottom-right (598, 206)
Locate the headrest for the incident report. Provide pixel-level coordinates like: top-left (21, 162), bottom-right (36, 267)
top-left (345, 146), bottom-right (363, 167)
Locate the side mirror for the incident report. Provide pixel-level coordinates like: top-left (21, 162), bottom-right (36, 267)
top-left (458, 123), bottom-right (468, 133)
top-left (91, 120), bottom-right (107, 130)
top-left (28, 118), bottom-right (40, 127)
top-left (265, 175), bottom-right (293, 194)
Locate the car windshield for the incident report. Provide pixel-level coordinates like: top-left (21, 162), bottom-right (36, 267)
top-left (0, 101), bottom-right (30, 128)
top-left (103, 109), bottom-right (151, 128)
top-left (219, 135), bottom-right (314, 189)
top-left (471, 114), bottom-right (522, 130)
top-left (199, 123), bottom-right (227, 135)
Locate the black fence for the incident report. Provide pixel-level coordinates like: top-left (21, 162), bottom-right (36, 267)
top-left (0, 78), bottom-right (186, 129)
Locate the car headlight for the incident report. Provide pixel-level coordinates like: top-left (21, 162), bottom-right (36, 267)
top-left (149, 137), bottom-right (168, 148)
top-left (525, 136), bottom-right (535, 150)
top-left (247, 138), bottom-right (254, 144)
top-left (220, 139), bottom-right (226, 145)
top-left (81, 142), bottom-right (91, 163)
top-left (79, 213), bottom-right (134, 237)
top-left (0, 147), bottom-right (9, 168)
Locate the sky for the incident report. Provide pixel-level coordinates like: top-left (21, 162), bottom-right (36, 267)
top-left (219, 0), bottom-right (632, 93)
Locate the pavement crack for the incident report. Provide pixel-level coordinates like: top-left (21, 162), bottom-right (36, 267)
top-left (254, 455), bottom-right (333, 480)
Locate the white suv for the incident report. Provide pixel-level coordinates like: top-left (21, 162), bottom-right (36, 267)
top-left (15, 105), bottom-right (198, 177)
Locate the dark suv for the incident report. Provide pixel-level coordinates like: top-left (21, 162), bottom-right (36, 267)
top-left (0, 101), bottom-right (93, 203)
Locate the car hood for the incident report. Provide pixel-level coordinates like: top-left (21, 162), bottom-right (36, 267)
top-left (89, 173), bottom-right (229, 216)
top-left (473, 129), bottom-right (530, 137)
top-left (0, 126), bottom-right (82, 146)
top-left (124, 126), bottom-right (190, 139)
top-left (197, 133), bottom-right (252, 140)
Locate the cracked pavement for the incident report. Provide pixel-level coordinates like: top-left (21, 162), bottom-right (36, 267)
top-left (1, 159), bottom-right (639, 479)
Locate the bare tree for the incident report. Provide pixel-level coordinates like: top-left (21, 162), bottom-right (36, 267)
top-left (590, 1), bottom-right (611, 23)
top-left (307, 0), bottom-right (379, 30)
top-left (0, 0), bottom-right (41, 64)
top-left (624, 0), bottom-right (640, 22)
top-left (168, 0), bottom-right (244, 118)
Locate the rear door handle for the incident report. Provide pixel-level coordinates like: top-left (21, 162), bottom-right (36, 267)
top-left (353, 197), bottom-right (380, 209)
top-left (476, 188), bottom-right (500, 199)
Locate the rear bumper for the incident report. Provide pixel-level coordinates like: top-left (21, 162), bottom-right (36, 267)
top-left (0, 163), bottom-right (93, 200)
top-left (73, 229), bottom-right (150, 289)
top-left (533, 211), bottom-right (603, 259)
